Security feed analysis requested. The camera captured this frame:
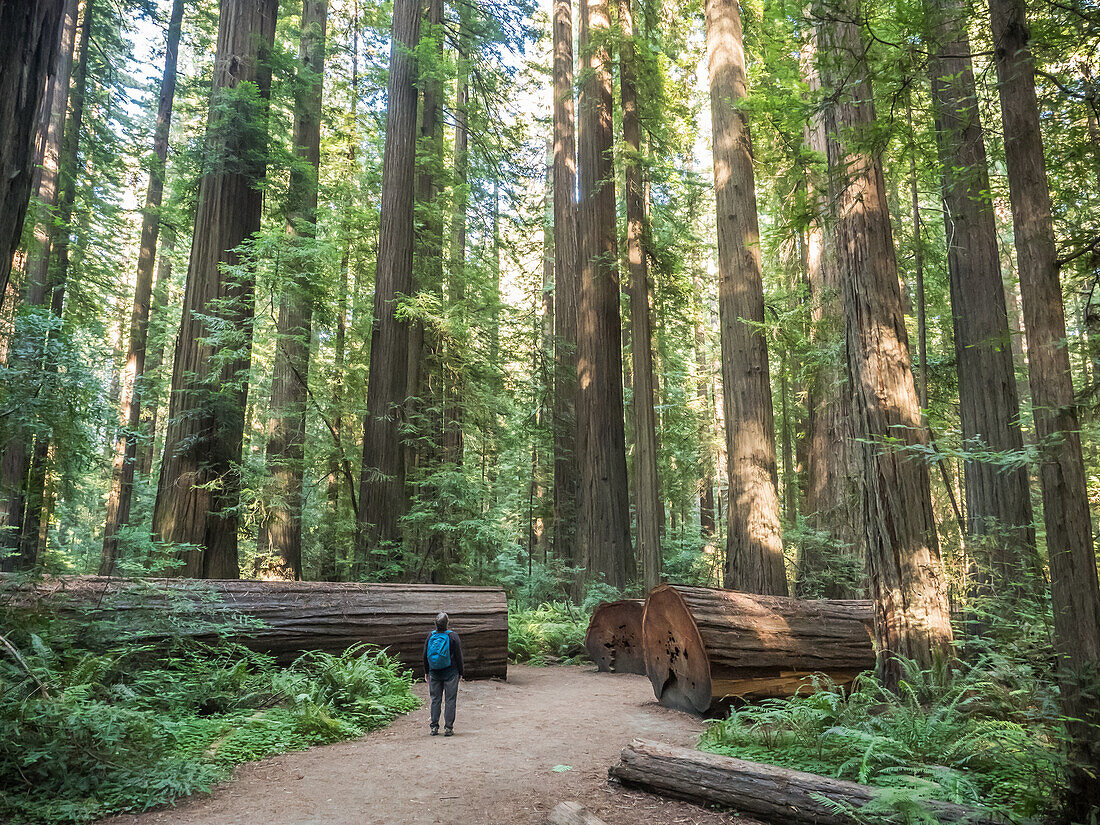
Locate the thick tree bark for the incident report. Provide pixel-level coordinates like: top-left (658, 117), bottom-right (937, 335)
top-left (551, 0), bottom-right (580, 565)
top-left (620, 0), bottom-right (660, 590)
top-left (0, 0), bottom-right (66, 309)
top-left (151, 0), bottom-right (278, 579)
top-left (987, 0), bottom-right (1100, 815)
top-left (354, 0), bottom-right (420, 566)
top-left (609, 740), bottom-right (1001, 825)
top-left (641, 584), bottom-right (874, 712)
top-left (706, 0), bottom-right (786, 596)
top-left (926, 0), bottom-right (1038, 587)
top-left (585, 598), bottom-right (645, 673)
top-left (258, 0), bottom-right (328, 581)
top-left (576, 0), bottom-right (634, 590)
top-left (6, 575), bottom-right (508, 678)
top-left (100, 0), bottom-right (186, 575)
top-left (817, 2), bottom-right (953, 687)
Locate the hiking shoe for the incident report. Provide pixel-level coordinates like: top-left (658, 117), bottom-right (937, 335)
top-left (430, 727), bottom-right (439, 736)
top-left (443, 728), bottom-right (454, 737)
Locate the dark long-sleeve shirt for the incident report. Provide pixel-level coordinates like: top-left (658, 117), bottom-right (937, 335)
top-left (424, 630), bottom-right (464, 679)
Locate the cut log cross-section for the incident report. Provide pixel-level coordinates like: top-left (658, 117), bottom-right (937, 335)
top-left (3, 576), bottom-right (508, 679)
top-left (585, 599), bottom-right (645, 674)
top-left (642, 584), bottom-right (874, 712)
top-left (609, 740), bottom-right (1002, 825)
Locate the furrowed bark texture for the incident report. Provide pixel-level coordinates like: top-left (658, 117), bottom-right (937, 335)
top-left (259, 0), bottom-right (328, 581)
top-left (706, 0), bottom-right (786, 596)
top-left (576, 0), bottom-right (634, 590)
top-left (620, 0), bottom-right (661, 590)
top-left (0, 0), bottom-right (66, 308)
top-left (551, 0), bottom-right (579, 565)
top-left (4, 576), bottom-right (508, 678)
top-left (987, 0), bottom-right (1100, 814)
top-left (641, 584), bottom-right (874, 712)
top-left (151, 0), bottom-right (278, 578)
top-left (101, 0), bottom-right (186, 575)
top-left (355, 0), bottom-right (420, 563)
top-left (818, 2), bottom-right (953, 687)
top-left (609, 740), bottom-right (1002, 824)
top-left (926, 0), bottom-right (1038, 585)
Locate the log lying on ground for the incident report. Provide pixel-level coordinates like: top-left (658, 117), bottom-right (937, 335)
top-left (642, 584), bottom-right (874, 712)
top-left (609, 740), bottom-right (1004, 825)
top-left (585, 599), bottom-right (645, 674)
top-left (2, 576), bottom-right (508, 679)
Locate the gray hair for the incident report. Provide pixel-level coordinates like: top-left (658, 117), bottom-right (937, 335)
top-left (435, 612), bottom-right (449, 630)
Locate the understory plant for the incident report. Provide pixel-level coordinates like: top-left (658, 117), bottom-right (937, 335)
top-left (507, 601), bottom-right (588, 665)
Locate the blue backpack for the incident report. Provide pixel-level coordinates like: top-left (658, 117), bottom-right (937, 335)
top-left (427, 630), bottom-right (452, 670)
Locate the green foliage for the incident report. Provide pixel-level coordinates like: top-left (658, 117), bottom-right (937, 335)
top-left (507, 602), bottom-right (588, 665)
top-left (699, 656), bottom-right (1065, 822)
top-left (0, 619), bottom-right (419, 825)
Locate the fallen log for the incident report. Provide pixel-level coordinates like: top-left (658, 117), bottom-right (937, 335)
top-left (642, 584), bottom-right (874, 712)
top-left (2, 576), bottom-right (508, 679)
top-left (608, 740), bottom-right (1004, 825)
top-left (585, 599), bottom-right (645, 674)
top-left (546, 802), bottom-right (607, 825)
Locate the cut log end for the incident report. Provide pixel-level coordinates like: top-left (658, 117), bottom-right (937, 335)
top-left (642, 585), bottom-right (712, 713)
top-left (585, 599), bottom-right (645, 674)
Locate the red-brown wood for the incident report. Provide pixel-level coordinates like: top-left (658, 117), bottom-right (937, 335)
top-left (585, 599), bottom-right (645, 674)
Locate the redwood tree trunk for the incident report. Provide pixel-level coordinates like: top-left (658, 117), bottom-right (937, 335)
top-left (551, 0), bottom-right (579, 565)
top-left (576, 0), bottom-right (633, 590)
top-left (620, 0), bottom-right (660, 590)
top-left (137, 244), bottom-right (172, 478)
top-left (259, 0), bottom-right (328, 581)
top-left (151, 0), bottom-right (278, 579)
top-left (101, 0), bottom-right (186, 575)
top-left (706, 0), bottom-right (787, 596)
top-left (0, 0), bottom-right (66, 309)
top-left (355, 0), bottom-right (421, 566)
top-left (987, 0), bottom-right (1100, 814)
top-left (926, 0), bottom-right (1038, 587)
top-left (818, 2), bottom-right (953, 686)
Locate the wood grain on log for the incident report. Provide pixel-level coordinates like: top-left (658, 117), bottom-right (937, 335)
top-left (585, 599), bottom-right (645, 674)
top-left (3, 576), bottom-right (508, 679)
top-left (642, 584), bottom-right (874, 711)
top-left (609, 739), bottom-right (1003, 825)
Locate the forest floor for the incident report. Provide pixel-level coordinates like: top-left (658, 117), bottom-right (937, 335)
top-left (103, 664), bottom-right (751, 825)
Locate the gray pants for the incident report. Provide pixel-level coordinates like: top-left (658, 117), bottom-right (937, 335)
top-left (428, 670), bottom-right (459, 730)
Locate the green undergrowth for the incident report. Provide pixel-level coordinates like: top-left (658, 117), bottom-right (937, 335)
top-left (508, 602), bottom-right (589, 665)
top-left (699, 654), bottom-right (1065, 824)
top-left (1, 622), bottom-right (419, 825)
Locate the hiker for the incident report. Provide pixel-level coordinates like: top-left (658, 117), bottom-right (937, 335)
top-left (424, 611), bottom-right (464, 736)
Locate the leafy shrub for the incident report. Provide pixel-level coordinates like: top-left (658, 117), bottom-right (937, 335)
top-left (508, 602), bottom-right (588, 665)
top-left (0, 624), bottom-right (419, 825)
top-left (698, 656), bottom-right (1064, 823)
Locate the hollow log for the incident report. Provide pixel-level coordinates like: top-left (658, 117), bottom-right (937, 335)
top-left (585, 599), bottom-right (645, 674)
top-left (2, 576), bottom-right (508, 679)
top-left (642, 584), bottom-right (874, 712)
top-left (609, 740), bottom-right (1003, 825)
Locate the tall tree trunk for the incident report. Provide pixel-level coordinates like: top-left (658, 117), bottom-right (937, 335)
top-left (0, 0), bottom-right (66, 309)
top-left (100, 0), bottom-right (186, 575)
top-left (620, 0), bottom-right (660, 590)
top-left (354, 0), bottom-right (420, 566)
top-left (577, 0), bottom-right (634, 590)
top-left (19, 0), bottom-right (93, 562)
top-left (706, 0), bottom-right (787, 596)
top-left (817, 0), bottom-right (953, 685)
top-left (259, 0), bottom-right (327, 581)
top-left (137, 241), bottom-right (172, 478)
top-left (552, 0), bottom-right (579, 565)
top-left (925, 0), bottom-right (1038, 588)
top-left (151, 0), bottom-right (278, 579)
top-left (693, 270), bottom-right (717, 540)
top-left (987, 0), bottom-right (1100, 813)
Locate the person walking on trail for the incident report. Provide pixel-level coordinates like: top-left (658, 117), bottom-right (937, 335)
top-left (424, 612), bottom-right (464, 736)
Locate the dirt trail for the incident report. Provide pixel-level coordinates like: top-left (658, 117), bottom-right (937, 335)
top-left (105, 665), bottom-right (745, 825)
